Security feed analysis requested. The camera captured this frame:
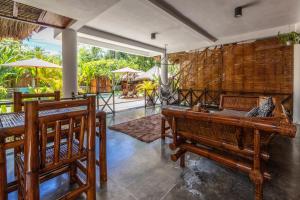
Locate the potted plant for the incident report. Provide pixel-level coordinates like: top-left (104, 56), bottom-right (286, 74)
top-left (278, 31), bottom-right (300, 45)
top-left (136, 81), bottom-right (158, 106)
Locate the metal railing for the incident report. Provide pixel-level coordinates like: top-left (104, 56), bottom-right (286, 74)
top-left (144, 88), bottom-right (293, 110)
top-left (144, 88), bottom-right (220, 108)
top-left (0, 101), bottom-right (13, 114)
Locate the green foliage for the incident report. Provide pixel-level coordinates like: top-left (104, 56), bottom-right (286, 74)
top-left (0, 105), bottom-right (7, 113)
top-left (27, 85), bottom-right (54, 94)
top-left (78, 58), bottom-right (152, 86)
top-left (79, 46), bottom-right (105, 64)
top-left (136, 81), bottom-right (158, 95)
top-left (278, 31), bottom-right (300, 45)
top-left (0, 39), bottom-right (62, 90)
top-left (0, 39), bottom-right (156, 96)
top-left (0, 86), bottom-right (7, 99)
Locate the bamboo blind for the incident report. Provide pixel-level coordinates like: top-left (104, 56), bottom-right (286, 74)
top-left (170, 37), bottom-right (293, 93)
top-left (169, 37), bottom-right (293, 110)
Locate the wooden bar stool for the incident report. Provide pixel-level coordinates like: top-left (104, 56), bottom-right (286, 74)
top-left (16, 96), bottom-right (96, 200)
top-left (13, 91), bottom-right (60, 176)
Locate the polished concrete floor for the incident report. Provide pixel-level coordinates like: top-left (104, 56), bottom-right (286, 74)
top-left (8, 106), bottom-right (300, 200)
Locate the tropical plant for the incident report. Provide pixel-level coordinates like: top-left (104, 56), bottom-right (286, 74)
top-left (278, 31), bottom-right (300, 45)
top-left (78, 59), bottom-right (146, 86)
top-left (0, 38), bottom-right (157, 96)
top-left (27, 85), bottom-right (53, 94)
top-left (0, 86), bottom-right (7, 99)
top-left (136, 81), bottom-right (158, 95)
top-left (0, 105), bottom-right (7, 113)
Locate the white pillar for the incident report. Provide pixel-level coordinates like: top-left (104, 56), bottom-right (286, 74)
top-left (160, 48), bottom-right (168, 86)
top-left (293, 44), bottom-right (300, 124)
top-left (62, 29), bottom-right (78, 98)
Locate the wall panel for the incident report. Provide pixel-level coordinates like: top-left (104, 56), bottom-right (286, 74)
top-left (168, 37), bottom-right (293, 111)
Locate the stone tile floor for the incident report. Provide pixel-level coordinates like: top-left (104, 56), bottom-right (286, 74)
top-left (8, 106), bottom-right (300, 200)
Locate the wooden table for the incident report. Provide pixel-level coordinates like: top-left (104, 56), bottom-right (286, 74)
top-left (0, 108), bottom-right (107, 200)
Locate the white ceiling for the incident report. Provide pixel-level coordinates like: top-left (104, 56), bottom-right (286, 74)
top-left (165, 0), bottom-right (300, 38)
top-left (87, 0), bottom-right (210, 53)
top-left (16, 0), bottom-right (300, 55)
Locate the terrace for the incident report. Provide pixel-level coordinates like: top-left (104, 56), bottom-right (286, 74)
top-left (0, 0), bottom-right (300, 200)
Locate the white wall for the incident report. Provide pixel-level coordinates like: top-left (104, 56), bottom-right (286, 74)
top-left (294, 44), bottom-right (300, 124)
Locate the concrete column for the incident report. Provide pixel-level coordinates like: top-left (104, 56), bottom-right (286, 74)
top-left (294, 44), bottom-right (300, 124)
top-left (160, 48), bottom-right (168, 86)
top-left (62, 29), bottom-right (78, 98)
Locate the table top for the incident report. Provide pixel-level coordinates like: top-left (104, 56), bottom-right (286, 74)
top-left (0, 107), bottom-right (85, 130)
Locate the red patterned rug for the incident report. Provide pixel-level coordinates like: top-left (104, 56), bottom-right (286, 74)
top-left (109, 114), bottom-right (170, 143)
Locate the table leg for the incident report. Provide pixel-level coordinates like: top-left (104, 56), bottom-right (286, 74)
top-left (99, 116), bottom-right (107, 184)
top-left (161, 117), bottom-right (166, 140)
top-left (0, 138), bottom-right (7, 200)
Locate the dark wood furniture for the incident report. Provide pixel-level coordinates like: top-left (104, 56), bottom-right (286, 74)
top-left (15, 96), bottom-right (96, 200)
top-left (162, 95), bottom-right (297, 200)
top-left (96, 111), bottom-right (107, 184)
top-left (13, 91), bottom-right (60, 112)
top-left (161, 116), bottom-right (171, 140)
top-left (66, 93), bottom-right (108, 184)
top-left (12, 91), bottom-right (61, 177)
top-left (0, 98), bottom-right (107, 200)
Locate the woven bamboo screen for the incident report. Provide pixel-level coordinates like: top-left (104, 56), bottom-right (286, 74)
top-left (169, 37), bottom-right (293, 110)
top-left (170, 37), bottom-right (293, 94)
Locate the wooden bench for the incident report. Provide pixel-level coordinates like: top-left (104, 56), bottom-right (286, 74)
top-left (162, 95), bottom-right (296, 200)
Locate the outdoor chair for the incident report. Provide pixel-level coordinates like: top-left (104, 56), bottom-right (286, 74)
top-left (129, 87), bottom-right (139, 98)
top-left (16, 96), bottom-right (96, 200)
top-left (120, 88), bottom-right (128, 98)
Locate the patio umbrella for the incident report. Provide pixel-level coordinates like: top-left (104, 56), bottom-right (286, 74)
top-left (112, 67), bottom-right (142, 74)
top-left (135, 65), bottom-right (160, 81)
top-left (112, 67), bottom-right (142, 82)
top-left (0, 58), bottom-right (62, 87)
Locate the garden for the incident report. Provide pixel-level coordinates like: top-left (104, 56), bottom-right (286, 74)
top-left (0, 39), bottom-right (157, 112)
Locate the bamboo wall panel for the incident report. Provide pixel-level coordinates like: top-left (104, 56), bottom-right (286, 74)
top-left (169, 37), bottom-right (293, 111)
top-left (171, 38), bottom-right (293, 94)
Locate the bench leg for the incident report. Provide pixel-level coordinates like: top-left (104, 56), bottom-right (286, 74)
top-left (249, 130), bottom-right (264, 200)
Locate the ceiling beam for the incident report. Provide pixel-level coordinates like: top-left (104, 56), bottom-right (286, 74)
top-left (13, 2), bottom-right (18, 18)
top-left (37, 10), bottom-right (46, 22)
top-left (79, 26), bottom-right (165, 53)
top-left (147, 0), bottom-right (217, 42)
top-left (78, 37), bottom-right (152, 57)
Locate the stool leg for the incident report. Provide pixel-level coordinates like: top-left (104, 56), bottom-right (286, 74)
top-left (69, 162), bottom-right (77, 184)
top-left (180, 153), bottom-right (185, 168)
top-left (99, 116), bottom-right (107, 184)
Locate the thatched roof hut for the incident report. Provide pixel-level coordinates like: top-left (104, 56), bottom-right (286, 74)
top-left (0, 0), bottom-right (72, 40)
top-left (0, 17), bottom-right (39, 40)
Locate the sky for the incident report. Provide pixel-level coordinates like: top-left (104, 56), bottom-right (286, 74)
top-left (23, 28), bottom-right (62, 55)
top-left (23, 28), bottom-right (111, 56)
